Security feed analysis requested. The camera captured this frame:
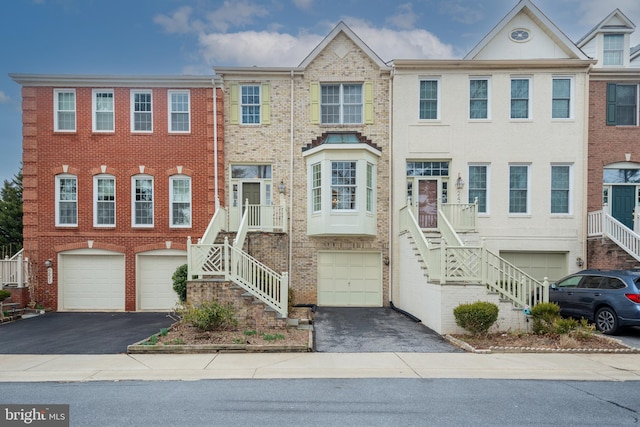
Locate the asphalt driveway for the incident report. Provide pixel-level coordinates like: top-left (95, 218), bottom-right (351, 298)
top-left (0, 312), bottom-right (175, 354)
top-left (313, 307), bottom-right (463, 352)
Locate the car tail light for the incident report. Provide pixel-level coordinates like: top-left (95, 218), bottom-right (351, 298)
top-left (625, 293), bottom-right (640, 303)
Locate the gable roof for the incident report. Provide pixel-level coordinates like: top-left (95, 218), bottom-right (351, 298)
top-left (576, 8), bottom-right (636, 47)
top-left (298, 21), bottom-right (390, 70)
top-left (464, 0), bottom-right (588, 60)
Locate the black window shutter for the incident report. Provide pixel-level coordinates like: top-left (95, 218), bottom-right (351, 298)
top-left (606, 83), bottom-right (617, 126)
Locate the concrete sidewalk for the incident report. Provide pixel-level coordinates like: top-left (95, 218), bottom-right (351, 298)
top-left (0, 352), bottom-right (638, 382)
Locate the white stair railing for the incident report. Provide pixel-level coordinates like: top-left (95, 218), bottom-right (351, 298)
top-left (1, 249), bottom-right (29, 287)
top-left (589, 210), bottom-right (640, 262)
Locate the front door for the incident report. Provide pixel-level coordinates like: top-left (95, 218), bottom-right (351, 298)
top-left (611, 186), bottom-right (635, 229)
top-left (418, 179), bottom-right (438, 229)
top-left (241, 182), bottom-right (261, 226)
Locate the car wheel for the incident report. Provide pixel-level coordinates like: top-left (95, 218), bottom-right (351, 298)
top-left (595, 307), bottom-right (618, 335)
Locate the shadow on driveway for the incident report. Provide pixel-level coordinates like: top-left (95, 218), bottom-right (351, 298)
top-left (314, 307), bottom-right (463, 353)
top-left (0, 312), bottom-right (175, 354)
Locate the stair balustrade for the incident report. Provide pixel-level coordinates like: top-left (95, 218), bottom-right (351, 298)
top-left (0, 249), bottom-right (29, 287)
top-left (588, 210), bottom-right (640, 262)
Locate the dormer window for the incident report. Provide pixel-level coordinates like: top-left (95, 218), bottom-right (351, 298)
top-left (603, 34), bottom-right (624, 66)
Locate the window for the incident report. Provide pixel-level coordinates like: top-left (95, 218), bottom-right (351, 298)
top-left (92, 89), bottom-right (114, 132)
top-left (321, 84), bottom-right (362, 124)
top-left (56, 175), bottom-right (77, 226)
top-left (94, 175), bottom-right (115, 226)
top-left (419, 79), bottom-right (439, 120)
top-left (469, 78), bottom-right (489, 119)
top-left (603, 34), bottom-right (624, 66)
top-left (509, 165), bottom-right (529, 214)
top-left (54, 89), bottom-right (76, 132)
top-left (551, 165), bottom-right (571, 214)
top-left (169, 90), bottom-right (190, 132)
top-left (366, 163), bottom-right (373, 213)
top-left (510, 78), bottom-right (531, 119)
top-left (132, 176), bottom-right (153, 227)
top-left (131, 90), bottom-right (152, 132)
top-left (607, 83), bottom-right (638, 126)
top-left (331, 161), bottom-right (356, 210)
top-left (170, 176), bottom-right (191, 227)
top-left (468, 165), bottom-right (488, 213)
top-left (312, 163), bottom-right (322, 212)
top-left (552, 78), bottom-right (572, 119)
top-left (241, 85), bottom-right (260, 124)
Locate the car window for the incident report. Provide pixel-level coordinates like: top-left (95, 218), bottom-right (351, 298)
top-left (579, 276), bottom-right (603, 289)
top-left (599, 277), bottom-right (626, 290)
top-left (556, 275), bottom-right (582, 288)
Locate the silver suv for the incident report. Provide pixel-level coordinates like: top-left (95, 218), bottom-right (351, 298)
top-left (549, 269), bottom-right (640, 334)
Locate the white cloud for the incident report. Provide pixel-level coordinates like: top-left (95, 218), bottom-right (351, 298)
top-left (153, 6), bottom-right (196, 34)
top-left (205, 0), bottom-right (269, 33)
top-left (198, 18), bottom-right (454, 67)
top-left (439, 1), bottom-right (484, 25)
top-left (0, 91), bottom-right (10, 104)
top-left (386, 3), bottom-right (419, 30)
top-left (293, 0), bottom-right (313, 11)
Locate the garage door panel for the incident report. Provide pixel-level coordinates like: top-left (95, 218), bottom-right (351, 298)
top-left (138, 254), bottom-right (186, 311)
top-left (61, 254), bottom-right (125, 311)
top-left (500, 252), bottom-right (567, 283)
top-left (317, 252), bottom-right (382, 307)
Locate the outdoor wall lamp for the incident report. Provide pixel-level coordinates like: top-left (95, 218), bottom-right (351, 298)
top-left (44, 259), bottom-right (52, 268)
top-left (278, 180), bottom-right (286, 194)
top-left (576, 257), bottom-right (584, 268)
top-left (455, 173), bottom-right (465, 190)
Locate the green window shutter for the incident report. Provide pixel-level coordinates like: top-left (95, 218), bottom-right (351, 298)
top-left (364, 81), bottom-right (374, 124)
top-left (261, 83), bottom-right (270, 125)
top-left (229, 83), bottom-right (239, 124)
top-left (310, 82), bottom-right (320, 124)
top-left (606, 83), bottom-right (617, 126)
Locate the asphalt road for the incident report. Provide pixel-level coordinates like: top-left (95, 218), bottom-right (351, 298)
top-left (2, 379), bottom-right (638, 426)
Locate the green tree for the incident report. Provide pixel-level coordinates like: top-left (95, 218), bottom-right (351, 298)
top-left (0, 170), bottom-right (23, 257)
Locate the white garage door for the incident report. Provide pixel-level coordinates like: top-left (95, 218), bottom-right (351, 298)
top-left (137, 251), bottom-right (186, 311)
top-left (500, 252), bottom-right (567, 282)
top-left (59, 251), bottom-right (125, 311)
top-left (317, 251), bottom-right (382, 306)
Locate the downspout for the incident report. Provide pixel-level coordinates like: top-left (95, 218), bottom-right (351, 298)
top-left (212, 77), bottom-right (220, 211)
top-left (289, 70), bottom-right (294, 274)
top-left (388, 67), bottom-right (394, 306)
top-left (581, 63), bottom-right (594, 269)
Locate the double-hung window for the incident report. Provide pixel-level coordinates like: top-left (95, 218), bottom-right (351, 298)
top-left (132, 176), bottom-right (154, 227)
top-left (54, 89), bottom-right (76, 132)
top-left (510, 78), bottom-right (531, 119)
top-left (312, 163), bottom-right (322, 212)
top-left (56, 175), bottom-right (77, 226)
top-left (552, 77), bottom-right (572, 119)
top-left (607, 83), bottom-right (638, 126)
top-left (366, 163), bottom-right (374, 213)
top-left (603, 34), bottom-right (624, 66)
top-left (241, 85), bottom-right (261, 124)
top-left (551, 165), bottom-right (571, 214)
top-left (419, 79), bottom-right (439, 120)
top-left (468, 165), bottom-right (488, 213)
top-left (321, 84), bottom-right (363, 124)
top-left (169, 90), bottom-right (190, 132)
top-left (131, 90), bottom-right (152, 132)
top-left (331, 161), bottom-right (357, 210)
top-left (94, 175), bottom-right (115, 226)
top-left (509, 165), bottom-right (529, 214)
top-left (469, 78), bottom-right (489, 119)
top-left (170, 176), bottom-right (191, 227)
top-left (92, 89), bottom-right (114, 132)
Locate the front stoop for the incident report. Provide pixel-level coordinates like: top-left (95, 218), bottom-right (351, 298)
top-left (187, 279), bottom-right (287, 330)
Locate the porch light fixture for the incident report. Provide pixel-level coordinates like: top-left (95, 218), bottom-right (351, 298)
top-left (576, 257), bottom-right (584, 268)
top-left (455, 174), bottom-right (465, 190)
top-left (278, 180), bottom-right (286, 194)
top-left (44, 259), bottom-right (52, 268)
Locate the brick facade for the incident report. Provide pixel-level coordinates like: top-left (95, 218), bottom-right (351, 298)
top-left (15, 77), bottom-right (224, 311)
top-left (218, 28), bottom-right (391, 306)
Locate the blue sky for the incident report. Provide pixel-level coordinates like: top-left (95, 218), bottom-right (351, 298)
top-left (1, 0), bottom-right (640, 184)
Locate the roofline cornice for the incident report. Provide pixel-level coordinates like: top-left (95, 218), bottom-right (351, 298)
top-left (589, 69), bottom-right (640, 80)
top-left (8, 74), bottom-right (219, 87)
top-left (392, 59), bottom-right (596, 70)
